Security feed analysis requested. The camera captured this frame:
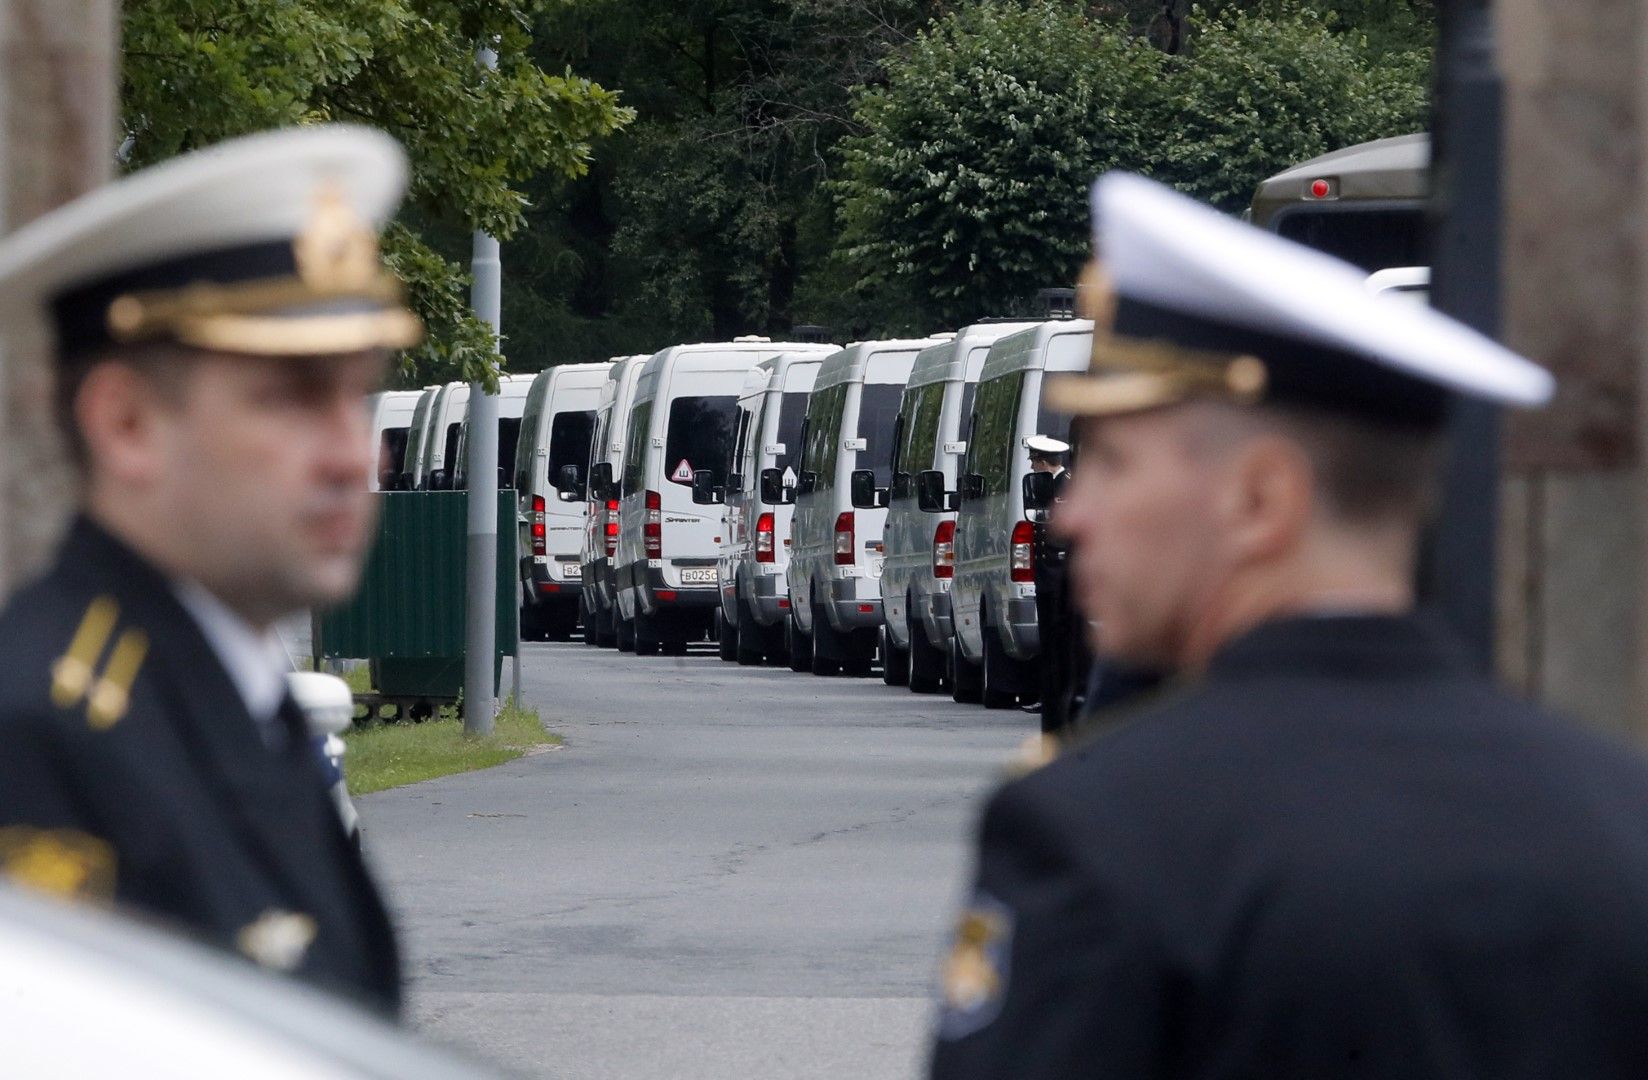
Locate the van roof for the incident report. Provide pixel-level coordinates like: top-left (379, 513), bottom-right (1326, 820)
top-left (906, 321), bottom-right (1043, 389)
top-left (976, 319), bottom-right (1096, 384)
top-left (814, 337), bottom-right (942, 390)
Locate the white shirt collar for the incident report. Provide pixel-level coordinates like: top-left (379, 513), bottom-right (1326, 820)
top-left (172, 580), bottom-right (290, 730)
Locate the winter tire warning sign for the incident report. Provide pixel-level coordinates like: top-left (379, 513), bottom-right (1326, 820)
top-left (672, 459), bottom-right (694, 483)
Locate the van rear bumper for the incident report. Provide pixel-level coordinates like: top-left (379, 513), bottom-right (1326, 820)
top-left (745, 572), bottom-right (790, 626)
top-left (924, 590), bottom-right (954, 644)
top-left (1003, 595), bottom-right (1040, 658)
top-left (826, 577), bottom-right (883, 631)
top-left (525, 557), bottom-right (584, 606)
top-left (621, 560), bottom-right (720, 613)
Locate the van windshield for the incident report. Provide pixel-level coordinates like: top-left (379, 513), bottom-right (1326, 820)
top-left (665, 396), bottom-right (738, 487)
top-left (857, 383), bottom-right (905, 486)
top-left (378, 427), bottom-right (409, 489)
top-left (547, 411), bottom-right (596, 484)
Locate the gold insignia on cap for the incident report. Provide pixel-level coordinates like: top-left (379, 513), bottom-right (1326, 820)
top-left (0, 827), bottom-right (115, 901)
top-left (86, 628), bottom-right (148, 730)
top-left (103, 179), bottom-right (423, 357)
top-left (942, 908), bottom-right (1007, 1013)
top-left (238, 909), bottom-right (318, 972)
top-left (293, 182), bottom-right (382, 294)
top-left (51, 596), bottom-right (119, 709)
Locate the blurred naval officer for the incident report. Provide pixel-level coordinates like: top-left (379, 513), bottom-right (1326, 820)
top-left (1023, 435), bottom-right (1075, 730)
top-left (0, 127), bottom-right (418, 1014)
top-left (930, 173), bottom-right (1648, 1079)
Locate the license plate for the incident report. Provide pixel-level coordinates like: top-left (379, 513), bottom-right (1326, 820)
top-left (680, 568), bottom-right (717, 584)
top-left (560, 563), bottom-right (582, 579)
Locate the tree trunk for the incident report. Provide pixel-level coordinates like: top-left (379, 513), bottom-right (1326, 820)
top-left (0, 0), bottom-right (118, 595)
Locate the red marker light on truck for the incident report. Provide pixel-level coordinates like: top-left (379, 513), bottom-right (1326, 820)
top-left (603, 498), bottom-right (619, 557)
top-left (932, 520), bottom-right (956, 580)
top-left (1010, 520), bottom-right (1035, 583)
top-left (833, 512), bottom-right (855, 565)
top-left (531, 495), bottom-right (547, 557)
top-left (644, 490), bottom-right (662, 559)
top-left (755, 512), bottom-right (776, 563)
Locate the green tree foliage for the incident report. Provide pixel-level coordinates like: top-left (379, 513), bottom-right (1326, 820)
top-left (831, 1), bottom-right (1431, 328)
top-left (1156, 6), bottom-right (1432, 210)
top-left (834, 2), bottom-right (1168, 329)
top-left (120, 0), bottom-right (632, 385)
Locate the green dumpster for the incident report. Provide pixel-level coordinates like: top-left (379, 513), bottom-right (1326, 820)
top-left (317, 490), bottom-right (517, 710)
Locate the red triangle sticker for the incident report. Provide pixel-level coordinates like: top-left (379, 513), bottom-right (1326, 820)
top-left (671, 459), bottom-right (694, 483)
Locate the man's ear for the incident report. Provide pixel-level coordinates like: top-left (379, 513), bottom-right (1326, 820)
top-left (75, 363), bottom-right (169, 487)
top-left (1219, 433), bottom-right (1314, 565)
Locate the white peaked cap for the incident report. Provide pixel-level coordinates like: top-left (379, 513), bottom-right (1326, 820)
top-left (0, 125), bottom-right (408, 296)
top-left (1100, 172), bottom-right (1552, 406)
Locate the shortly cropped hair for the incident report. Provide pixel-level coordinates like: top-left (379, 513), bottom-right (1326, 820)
top-left (1269, 406), bottom-right (1445, 526)
top-left (1190, 402), bottom-right (1445, 527)
top-left (55, 343), bottom-right (198, 470)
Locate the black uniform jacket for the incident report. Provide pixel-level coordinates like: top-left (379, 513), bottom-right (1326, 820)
top-left (931, 614), bottom-right (1648, 1080)
top-left (0, 518), bottom-right (400, 1015)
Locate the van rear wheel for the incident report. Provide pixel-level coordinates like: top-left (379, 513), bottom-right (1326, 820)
top-left (981, 617), bottom-right (1029, 709)
top-left (908, 612), bottom-right (945, 694)
top-left (633, 612), bottom-right (661, 656)
top-left (950, 636), bottom-right (983, 704)
top-left (786, 610), bottom-right (813, 673)
top-left (716, 608), bottom-right (739, 662)
top-left (880, 624), bottom-right (910, 687)
top-left (809, 589), bottom-right (844, 676)
top-left (617, 616), bottom-right (636, 652)
top-left (736, 600), bottom-right (765, 666)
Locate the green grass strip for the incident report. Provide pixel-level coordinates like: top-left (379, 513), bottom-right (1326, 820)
top-left (343, 699), bottom-right (559, 796)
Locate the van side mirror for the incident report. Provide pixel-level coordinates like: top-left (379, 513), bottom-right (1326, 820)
top-left (398, 472), bottom-right (413, 491)
top-left (588, 461), bottom-right (614, 500)
top-left (1022, 470), bottom-right (1056, 511)
top-left (916, 470), bottom-right (954, 513)
top-left (691, 469), bottom-right (725, 505)
top-left (849, 469), bottom-right (887, 509)
top-left (959, 473), bottom-right (985, 502)
top-left (798, 471), bottom-right (818, 496)
top-left (428, 468), bottom-right (449, 491)
top-left (760, 468), bottom-right (793, 505)
top-left (727, 471), bottom-right (744, 492)
top-left (556, 464), bottom-right (585, 501)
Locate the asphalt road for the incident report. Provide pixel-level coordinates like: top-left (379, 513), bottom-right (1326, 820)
top-left (359, 638), bottom-right (1029, 1080)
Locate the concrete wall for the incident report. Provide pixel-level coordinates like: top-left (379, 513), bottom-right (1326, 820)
top-left (1498, 0), bottom-right (1648, 736)
top-left (0, 0), bottom-right (117, 593)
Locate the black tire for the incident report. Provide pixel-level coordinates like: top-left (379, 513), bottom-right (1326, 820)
top-left (634, 611), bottom-right (661, 656)
top-left (787, 610), bottom-right (813, 674)
top-left (736, 599), bottom-right (765, 666)
top-left (617, 615), bottom-right (636, 653)
top-left (582, 600), bottom-right (600, 646)
top-left (950, 635), bottom-right (983, 704)
top-left (717, 607), bottom-right (739, 662)
top-left (544, 604), bottom-right (577, 643)
top-left (595, 603), bottom-right (618, 648)
top-left (880, 624), bottom-right (910, 687)
top-left (981, 614), bottom-right (1026, 710)
top-left (908, 609), bottom-right (946, 694)
top-left (519, 604), bottom-right (547, 643)
top-left (810, 589), bottom-right (844, 676)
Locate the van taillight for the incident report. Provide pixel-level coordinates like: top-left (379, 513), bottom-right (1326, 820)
top-left (755, 512), bottom-right (776, 563)
top-left (644, 490), bottom-right (662, 559)
top-left (1010, 520), bottom-right (1036, 583)
top-left (531, 494), bottom-right (547, 557)
top-left (833, 512), bottom-right (855, 566)
top-left (933, 520), bottom-right (956, 580)
top-left (603, 498), bottom-right (619, 557)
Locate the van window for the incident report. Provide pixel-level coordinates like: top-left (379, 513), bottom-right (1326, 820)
top-left (856, 383), bottom-right (905, 487)
top-left (802, 384), bottom-right (846, 491)
top-left (731, 405), bottom-right (755, 488)
top-left (378, 427), bottom-right (409, 489)
top-left (664, 396), bottom-right (738, 487)
top-left (496, 417), bottom-right (522, 487)
top-left (965, 371), bottom-right (1027, 497)
top-left (589, 409), bottom-right (610, 473)
top-left (547, 410), bottom-right (595, 487)
top-left (442, 422), bottom-right (462, 470)
top-left (773, 392), bottom-right (810, 478)
top-left (622, 400), bottom-right (653, 495)
top-left (403, 396), bottom-right (432, 474)
top-left (895, 383), bottom-right (944, 491)
top-left (515, 379), bottom-right (549, 491)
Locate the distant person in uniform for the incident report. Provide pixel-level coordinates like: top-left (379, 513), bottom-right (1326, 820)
top-left (931, 173), bottom-right (1648, 1078)
top-left (1023, 436), bottom-right (1074, 731)
top-left (0, 128), bottom-right (420, 1015)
